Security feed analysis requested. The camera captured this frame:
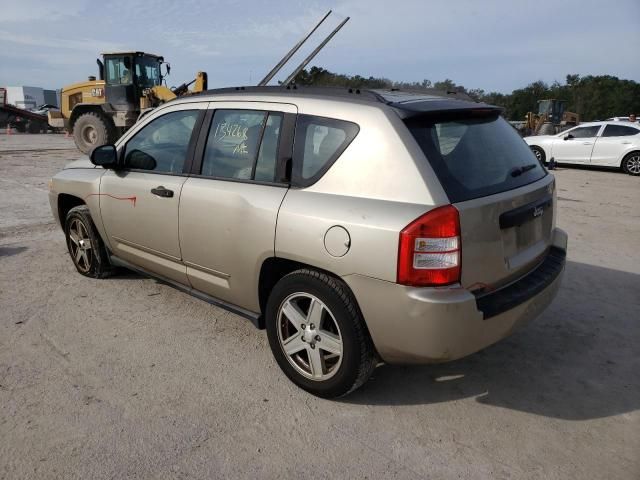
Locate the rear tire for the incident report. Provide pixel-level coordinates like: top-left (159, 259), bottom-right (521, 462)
top-left (622, 152), bottom-right (640, 176)
top-left (27, 120), bottom-right (44, 133)
top-left (265, 269), bottom-right (376, 398)
top-left (73, 112), bottom-right (115, 154)
top-left (530, 146), bottom-right (546, 165)
top-left (64, 206), bottom-right (113, 278)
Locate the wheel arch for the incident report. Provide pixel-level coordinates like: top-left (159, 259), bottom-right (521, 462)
top-left (57, 193), bottom-right (86, 228)
top-left (529, 143), bottom-right (548, 158)
top-left (620, 149), bottom-right (640, 168)
top-left (258, 257), bottom-right (366, 332)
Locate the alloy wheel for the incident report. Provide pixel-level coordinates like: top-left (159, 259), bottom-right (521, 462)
top-left (68, 218), bottom-right (92, 273)
top-left (276, 293), bottom-right (343, 381)
top-left (626, 155), bottom-right (640, 174)
top-left (533, 149), bottom-right (542, 162)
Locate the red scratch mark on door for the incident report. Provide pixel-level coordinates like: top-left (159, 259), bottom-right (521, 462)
top-left (84, 193), bottom-right (137, 206)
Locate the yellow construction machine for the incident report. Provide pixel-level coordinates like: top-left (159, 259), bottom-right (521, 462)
top-left (524, 99), bottom-right (580, 136)
top-left (48, 51), bottom-right (207, 153)
top-left (50, 11), bottom-right (351, 153)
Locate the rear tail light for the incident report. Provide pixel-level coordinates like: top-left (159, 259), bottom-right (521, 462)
top-left (397, 205), bottom-right (461, 287)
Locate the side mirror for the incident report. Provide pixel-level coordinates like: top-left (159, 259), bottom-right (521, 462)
top-left (563, 134), bottom-right (574, 140)
top-left (90, 144), bottom-right (118, 168)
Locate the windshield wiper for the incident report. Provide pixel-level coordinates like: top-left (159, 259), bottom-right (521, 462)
top-left (510, 163), bottom-right (537, 177)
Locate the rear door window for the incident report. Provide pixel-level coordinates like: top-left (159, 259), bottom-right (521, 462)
top-left (202, 110), bottom-right (267, 180)
top-left (602, 124), bottom-right (639, 137)
top-left (293, 115), bottom-right (359, 185)
top-left (406, 114), bottom-right (547, 203)
top-left (200, 109), bottom-right (284, 182)
top-left (254, 114), bottom-right (283, 182)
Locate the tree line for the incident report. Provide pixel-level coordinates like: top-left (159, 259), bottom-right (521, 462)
top-left (292, 67), bottom-right (640, 121)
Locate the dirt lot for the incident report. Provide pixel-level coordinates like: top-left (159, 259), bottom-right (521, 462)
top-left (1, 133), bottom-right (638, 479)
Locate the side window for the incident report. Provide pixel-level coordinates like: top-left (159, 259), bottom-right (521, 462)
top-left (569, 126), bottom-right (600, 138)
top-left (202, 109), bottom-right (283, 181)
top-left (124, 110), bottom-right (199, 174)
top-left (105, 57), bottom-right (132, 85)
top-left (602, 125), bottom-right (639, 137)
top-left (293, 115), bottom-right (359, 184)
top-left (255, 114), bottom-right (282, 182)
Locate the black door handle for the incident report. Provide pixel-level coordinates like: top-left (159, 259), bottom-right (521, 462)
top-left (150, 186), bottom-right (174, 198)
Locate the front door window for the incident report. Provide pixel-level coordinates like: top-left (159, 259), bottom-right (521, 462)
top-left (124, 110), bottom-right (200, 174)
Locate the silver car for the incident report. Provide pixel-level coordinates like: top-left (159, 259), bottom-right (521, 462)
top-left (49, 87), bottom-right (568, 397)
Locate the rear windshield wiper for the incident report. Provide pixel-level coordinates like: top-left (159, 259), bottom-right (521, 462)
top-left (510, 163), bottom-right (538, 177)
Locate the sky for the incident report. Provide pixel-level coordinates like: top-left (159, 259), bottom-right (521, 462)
top-left (1, 0), bottom-right (638, 93)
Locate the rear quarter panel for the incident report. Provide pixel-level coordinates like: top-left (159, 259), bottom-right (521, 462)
top-left (276, 101), bottom-right (449, 282)
top-left (276, 192), bottom-right (430, 281)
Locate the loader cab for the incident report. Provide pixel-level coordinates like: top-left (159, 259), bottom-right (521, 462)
top-left (537, 99), bottom-right (567, 125)
top-left (102, 52), bottom-right (163, 111)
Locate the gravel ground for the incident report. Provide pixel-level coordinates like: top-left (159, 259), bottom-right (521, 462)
top-left (1, 133), bottom-right (639, 479)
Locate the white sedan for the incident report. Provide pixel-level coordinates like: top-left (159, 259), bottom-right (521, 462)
top-left (524, 121), bottom-right (640, 176)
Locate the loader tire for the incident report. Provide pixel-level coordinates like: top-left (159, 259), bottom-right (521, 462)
top-left (538, 123), bottom-right (555, 136)
top-left (73, 112), bottom-right (115, 155)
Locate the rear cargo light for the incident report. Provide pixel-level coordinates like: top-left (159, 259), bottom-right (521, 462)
top-left (397, 205), bottom-right (461, 287)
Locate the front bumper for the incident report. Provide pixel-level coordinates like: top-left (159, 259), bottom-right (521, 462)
top-left (49, 190), bottom-right (61, 227)
top-left (344, 228), bottom-right (568, 364)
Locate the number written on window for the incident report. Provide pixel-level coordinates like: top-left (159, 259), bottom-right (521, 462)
top-left (202, 110), bottom-right (282, 182)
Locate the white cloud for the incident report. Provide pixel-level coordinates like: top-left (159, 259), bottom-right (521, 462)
top-left (0, 30), bottom-right (124, 53)
top-left (1, 0), bottom-right (87, 21)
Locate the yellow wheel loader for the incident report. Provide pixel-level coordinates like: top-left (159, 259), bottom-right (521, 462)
top-left (48, 51), bottom-right (207, 153)
top-left (523, 99), bottom-right (580, 136)
top-left (49, 11), bottom-right (351, 154)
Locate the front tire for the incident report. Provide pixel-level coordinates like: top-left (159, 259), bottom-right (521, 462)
top-left (73, 112), bottom-right (115, 154)
top-left (530, 145), bottom-right (546, 165)
top-left (538, 123), bottom-right (555, 136)
top-left (64, 206), bottom-right (113, 278)
top-left (265, 269), bottom-right (376, 398)
top-left (622, 152), bottom-right (640, 176)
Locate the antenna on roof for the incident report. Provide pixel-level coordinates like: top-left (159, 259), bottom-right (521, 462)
top-left (258, 10), bottom-right (332, 86)
top-left (281, 16), bottom-right (349, 86)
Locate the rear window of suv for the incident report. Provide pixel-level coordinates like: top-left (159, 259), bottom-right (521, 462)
top-left (406, 114), bottom-right (547, 203)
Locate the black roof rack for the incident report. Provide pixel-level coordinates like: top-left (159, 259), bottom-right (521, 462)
top-left (195, 85), bottom-right (383, 102)
top-left (190, 85), bottom-right (499, 117)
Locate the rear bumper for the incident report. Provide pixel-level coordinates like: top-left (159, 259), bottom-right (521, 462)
top-left (344, 228), bottom-right (568, 364)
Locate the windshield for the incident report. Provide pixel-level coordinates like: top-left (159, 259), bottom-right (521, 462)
top-left (135, 56), bottom-right (161, 88)
top-left (406, 114), bottom-right (547, 203)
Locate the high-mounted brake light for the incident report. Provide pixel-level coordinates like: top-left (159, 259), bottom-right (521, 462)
top-left (397, 205), bottom-right (461, 287)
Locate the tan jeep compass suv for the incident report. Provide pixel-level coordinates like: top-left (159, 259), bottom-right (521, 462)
top-left (49, 86), bottom-right (567, 397)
